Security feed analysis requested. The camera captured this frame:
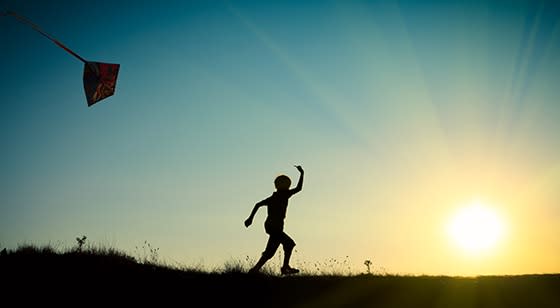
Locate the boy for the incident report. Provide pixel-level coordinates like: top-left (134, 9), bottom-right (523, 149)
top-left (244, 165), bottom-right (304, 275)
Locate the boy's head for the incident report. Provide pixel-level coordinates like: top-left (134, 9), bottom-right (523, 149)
top-left (274, 175), bottom-right (291, 191)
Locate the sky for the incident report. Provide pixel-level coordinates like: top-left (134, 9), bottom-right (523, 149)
top-left (1, 0), bottom-right (559, 276)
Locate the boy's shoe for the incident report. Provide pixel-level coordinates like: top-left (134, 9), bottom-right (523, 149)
top-left (248, 267), bottom-right (261, 275)
top-left (281, 266), bottom-right (300, 275)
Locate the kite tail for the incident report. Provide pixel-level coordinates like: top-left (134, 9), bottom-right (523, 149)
top-left (4, 10), bottom-right (87, 63)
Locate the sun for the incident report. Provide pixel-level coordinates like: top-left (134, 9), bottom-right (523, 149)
top-left (447, 200), bottom-right (505, 256)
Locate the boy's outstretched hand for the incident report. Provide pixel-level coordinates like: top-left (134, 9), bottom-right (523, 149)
top-left (244, 218), bottom-right (252, 228)
top-left (295, 165), bottom-right (304, 173)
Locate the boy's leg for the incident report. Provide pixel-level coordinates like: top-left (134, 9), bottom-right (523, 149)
top-left (250, 235), bottom-right (280, 273)
top-left (279, 233), bottom-right (298, 274)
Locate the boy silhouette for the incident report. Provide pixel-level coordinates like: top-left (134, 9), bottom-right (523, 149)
top-left (244, 165), bottom-right (304, 275)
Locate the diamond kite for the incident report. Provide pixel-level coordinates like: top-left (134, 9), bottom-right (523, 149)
top-left (3, 11), bottom-right (120, 107)
top-left (83, 62), bottom-right (120, 107)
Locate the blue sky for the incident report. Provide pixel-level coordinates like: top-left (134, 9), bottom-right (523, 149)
top-left (1, 0), bottom-right (559, 275)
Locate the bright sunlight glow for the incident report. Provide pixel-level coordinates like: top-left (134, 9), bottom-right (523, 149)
top-left (447, 201), bottom-right (505, 256)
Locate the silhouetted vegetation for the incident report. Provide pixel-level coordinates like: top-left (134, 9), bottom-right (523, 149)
top-left (1, 242), bottom-right (559, 307)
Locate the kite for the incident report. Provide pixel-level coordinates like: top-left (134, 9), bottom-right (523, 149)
top-left (2, 10), bottom-right (120, 107)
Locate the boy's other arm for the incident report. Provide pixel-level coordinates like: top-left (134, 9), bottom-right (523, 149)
top-left (290, 165), bottom-right (304, 194)
top-left (244, 200), bottom-right (266, 227)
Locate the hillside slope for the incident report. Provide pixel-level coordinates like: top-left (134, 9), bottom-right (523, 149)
top-left (2, 247), bottom-right (559, 307)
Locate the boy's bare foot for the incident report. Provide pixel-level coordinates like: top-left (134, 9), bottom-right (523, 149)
top-left (281, 266), bottom-right (300, 275)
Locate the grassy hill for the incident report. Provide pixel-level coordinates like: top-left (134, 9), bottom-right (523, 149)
top-left (1, 244), bottom-right (559, 307)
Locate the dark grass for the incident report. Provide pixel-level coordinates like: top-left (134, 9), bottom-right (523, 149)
top-left (1, 244), bottom-right (559, 307)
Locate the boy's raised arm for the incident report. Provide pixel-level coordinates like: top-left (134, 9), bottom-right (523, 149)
top-left (291, 165), bottom-right (304, 194)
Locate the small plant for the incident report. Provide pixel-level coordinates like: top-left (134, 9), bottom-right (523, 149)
top-left (75, 235), bottom-right (87, 252)
top-left (310, 256), bottom-right (353, 276)
top-left (222, 256), bottom-right (248, 274)
top-left (135, 240), bottom-right (160, 264)
top-left (364, 259), bottom-right (372, 274)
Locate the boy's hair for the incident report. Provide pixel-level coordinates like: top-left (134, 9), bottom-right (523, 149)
top-left (274, 175), bottom-right (291, 191)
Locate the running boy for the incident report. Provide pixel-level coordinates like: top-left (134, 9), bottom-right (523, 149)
top-left (244, 165), bottom-right (304, 275)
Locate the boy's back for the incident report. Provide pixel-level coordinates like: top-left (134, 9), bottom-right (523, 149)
top-left (263, 190), bottom-right (297, 221)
